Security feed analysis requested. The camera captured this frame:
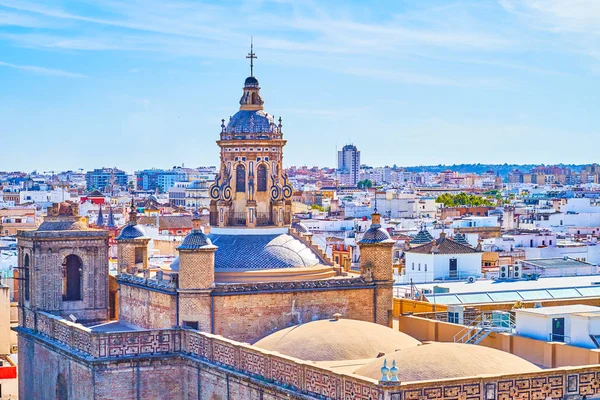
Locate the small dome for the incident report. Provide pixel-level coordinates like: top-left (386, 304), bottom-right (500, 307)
top-left (178, 230), bottom-right (213, 250)
top-left (359, 226), bottom-right (394, 244)
top-left (354, 343), bottom-right (541, 382)
top-left (292, 221), bottom-right (310, 234)
top-left (244, 76), bottom-right (259, 87)
top-left (116, 224), bottom-right (147, 240)
top-left (226, 110), bottom-right (275, 134)
top-left (253, 318), bottom-right (420, 362)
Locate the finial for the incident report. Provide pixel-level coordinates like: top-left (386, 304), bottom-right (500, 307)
top-left (278, 116), bottom-right (282, 127)
top-left (390, 360), bottom-right (399, 382)
top-left (246, 36), bottom-right (257, 77)
top-left (221, 118), bottom-right (226, 133)
top-left (374, 195), bottom-right (378, 214)
top-left (380, 359), bottom-right (390, 382)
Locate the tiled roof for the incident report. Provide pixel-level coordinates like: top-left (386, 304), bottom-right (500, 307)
top-left (207, 233), bottom-right (322, 271)
top-left (116, 224), bottom-right (147, 240)
top-left (410, 229), bottom-right (434, 245)
top-left (453, 233), bottom-right (471, 246)
top-left (226, 110), bottom-right (276, 134)
top-left (177, 230), bottom-right (213, 250)
top-left (407, 236), bottom-right (479, 255)
top-left (358, 226), bottom-right (394, 244)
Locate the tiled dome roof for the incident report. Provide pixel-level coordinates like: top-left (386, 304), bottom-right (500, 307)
top-left (226, 110), bottom-right (275, 134)
top-left (177, 230), bottom-right (213, 250)
top-left (116, 224), bottom-right (147, 240)
top-left (359, 225), bottom-right (394, 244)
top-left (244, 76), bottom-right (259, 87)
top-left (207, 233), bottom-right (322, 271)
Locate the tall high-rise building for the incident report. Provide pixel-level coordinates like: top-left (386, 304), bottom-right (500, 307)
top-left (337, 144), bottom-right (360, 186)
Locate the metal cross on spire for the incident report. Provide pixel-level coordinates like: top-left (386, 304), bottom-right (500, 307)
top-left (246, 37), bottom-right (257, 77)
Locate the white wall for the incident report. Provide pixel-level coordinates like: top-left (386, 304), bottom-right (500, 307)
top-left (403, 252), bottom-right (482, 283)
top-left (515, 312), bottom-right (550, 341)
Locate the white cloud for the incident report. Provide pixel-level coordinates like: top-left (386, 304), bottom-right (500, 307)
top-left (0, 60), bottom-right (87, 78)
top-left (499, 0), bottom-right (600, 34)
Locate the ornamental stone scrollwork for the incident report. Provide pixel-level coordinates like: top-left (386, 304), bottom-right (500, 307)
top-left (270, 175), bottom-right (281, 201)
top-left (210, 168), bottom-right (232, 202)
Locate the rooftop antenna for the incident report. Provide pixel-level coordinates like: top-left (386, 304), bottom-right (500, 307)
top-left (246, 37), bottom-right (257, 77)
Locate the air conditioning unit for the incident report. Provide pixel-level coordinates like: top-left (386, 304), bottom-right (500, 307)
top-left (513, 265), bottom-right (521, 279)
top-left (467, 276), bottom-right (476, 283)
top-left (499, 265), bottom-right (509, 279)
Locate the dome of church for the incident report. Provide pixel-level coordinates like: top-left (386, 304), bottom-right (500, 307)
top-left (254, 318), bottom-right (420, 361)
top-left (116, 224), bottom-right (147, 240)
top-left (226, 110), bottom-right (275, 134)
top-left (354, 342), bottom-right (541, 382)
top-left (208, 232), bottom-right (321, 272)
top-left (178, 230), bottom-right (213, 250)
top-left (244, 76), bottom-right (259, 87)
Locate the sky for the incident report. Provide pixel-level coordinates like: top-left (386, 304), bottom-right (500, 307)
top-left (0, 0), bottom-right (599, 173)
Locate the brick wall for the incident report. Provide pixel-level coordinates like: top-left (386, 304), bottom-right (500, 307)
top-left (359, 243), bottom-right (394, 282)
top-left (179, 249), bottom-right (215, 290)
top-left (119, 284), bottom-right (176, 329)
top-left (179, 293), bottom-right (212, 331)
top-left (213, 288), bottom-right (377, 343)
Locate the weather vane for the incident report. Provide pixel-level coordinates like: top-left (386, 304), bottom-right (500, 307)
top-left (246, 37), bottom-right (257, 77)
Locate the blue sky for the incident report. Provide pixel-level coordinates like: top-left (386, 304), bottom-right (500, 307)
top-left (0, 0), bottom-right (599, 172)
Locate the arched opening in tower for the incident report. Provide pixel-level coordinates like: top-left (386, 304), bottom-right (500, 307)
top-left (62, 254), bottom-right (82, 301)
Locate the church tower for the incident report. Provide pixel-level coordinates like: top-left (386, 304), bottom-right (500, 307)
top-left (17, 201), bottom-right (110, 324)
top-left (210, 42), bottom-right (293, 228)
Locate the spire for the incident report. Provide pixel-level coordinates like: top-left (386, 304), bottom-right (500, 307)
top-left (371, 195), bottom-right (381, 227)
top-left (96, 204), bottom-right (104, 226)
top-left (106, 205), bottom-right (116, 228)
top-left (246, 37), bottom-right (257, 77)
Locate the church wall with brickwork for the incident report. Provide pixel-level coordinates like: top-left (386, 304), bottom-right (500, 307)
top-left (118, 284), bottom-right (176, 329)
top-left (212, 287), bottom-right (380, 343)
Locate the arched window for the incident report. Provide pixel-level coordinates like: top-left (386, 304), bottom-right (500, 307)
top-left (23, 254), bottom-right (30, 302)
top-left (236, 164), bottom-right (246, 193)
top-left (62, 255), bottom-right (82, 301)
top-left (251, 92), bottom-right (257, 104)
top-left (257, 164), bottom-right (267, 192)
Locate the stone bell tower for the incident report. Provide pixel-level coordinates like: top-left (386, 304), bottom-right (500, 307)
top-left (209, 42), bottom-right (293, 229)
top-left (16, 201), bottom-right (110, 324)
top-left (358, 209), bottom-right (395, 326)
